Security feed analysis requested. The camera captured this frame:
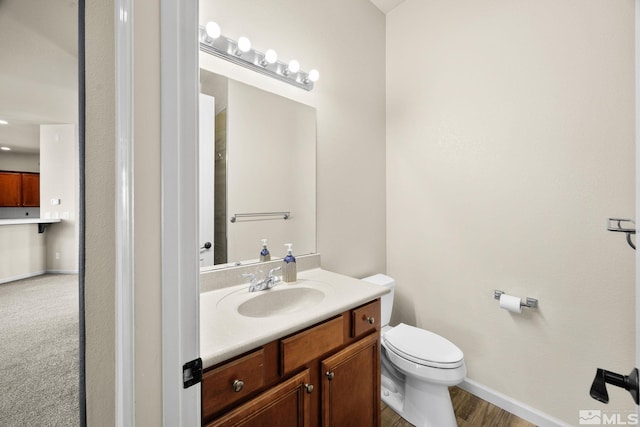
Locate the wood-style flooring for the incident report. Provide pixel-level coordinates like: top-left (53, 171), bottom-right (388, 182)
top-left (381, 387), bottom-right (537, 427)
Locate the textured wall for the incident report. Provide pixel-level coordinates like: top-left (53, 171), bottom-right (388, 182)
top-left (85, 0), bottom-right (116, 424)
top-left (386, 0), bottom-right (635, 424)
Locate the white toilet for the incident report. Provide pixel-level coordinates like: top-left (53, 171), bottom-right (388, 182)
top-left (362, 274), bottom-right (466, 427)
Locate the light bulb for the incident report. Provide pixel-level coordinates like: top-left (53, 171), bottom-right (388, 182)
top-left (0, 119), bottom-right (8, 125)
top-left (237, 36), bottom-right (251, 53)
top-left (0, 146), bottom-right (11, 151)
top-left (287, 59), bottom-right (300, 74)
top-left (307, 69), bottom-right (320, 82)
top-left (264, 49), bottom-right (278, 64)
top-left (205, 22), bottom-right (220, 40)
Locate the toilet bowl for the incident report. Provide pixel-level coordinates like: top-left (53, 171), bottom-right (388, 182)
top-left (362, 274), bottom-right (466, 427)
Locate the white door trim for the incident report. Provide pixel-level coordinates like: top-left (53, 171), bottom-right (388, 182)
top-left (160, 0), bottom-right (201, 425)
top-left (635, 2), bottom-right (640, 419)
top-left (114, 0), bottom-right (135, 425)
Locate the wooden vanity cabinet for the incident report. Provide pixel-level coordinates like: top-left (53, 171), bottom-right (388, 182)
top-left (207, 370), bottom-right (312, 427)
top-left (202, 298), bottom-right (381, 427)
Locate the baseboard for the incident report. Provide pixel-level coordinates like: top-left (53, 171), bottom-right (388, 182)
top-left (0, 271), bottom-right (46, 284)
top-left (45, 269), bottom-right (80, 275)
top-left (459, 378), bottom-right (572, 427)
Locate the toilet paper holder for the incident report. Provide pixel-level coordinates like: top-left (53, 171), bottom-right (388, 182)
top-left (494, 290), bottom-right (538, 309)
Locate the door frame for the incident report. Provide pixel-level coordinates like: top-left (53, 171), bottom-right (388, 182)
top-left (635, 2), bottom-right (640, 418)
top-left (114, 0), bottom-right (200, 424)
top-left (159, 0), bottom-right (201, 425)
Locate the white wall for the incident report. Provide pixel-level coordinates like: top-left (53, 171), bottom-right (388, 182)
top-left (0, 225), bottom-right (45, 282)
top-left (0, 152), bottom-right (39, 172)
top-left (40, 124), bottom-right (78, 273)
top-left (387, 0), bottom-right (635, 424)
top-left (226, 79), bottom-right (316, 263)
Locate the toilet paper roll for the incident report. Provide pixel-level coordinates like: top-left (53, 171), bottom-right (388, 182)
top-left (499, 293), bottom-right (522, 313)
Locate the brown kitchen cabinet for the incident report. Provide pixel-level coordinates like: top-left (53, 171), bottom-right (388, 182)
top-left (202, 298), bottom-right (381, 427)
top-left (0, 171), bottom-right (40, 207)
top-left (20, 173), bottom-right (40, 206)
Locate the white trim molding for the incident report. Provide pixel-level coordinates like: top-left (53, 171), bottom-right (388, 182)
top-left (160, 0), bottom-right (201, 425)
top-left (459, 379), bottom-right (572, 427)
top-left (114, 0), bottom-right (135, 425)
top-left (635, 1), bottom-right (640, 422)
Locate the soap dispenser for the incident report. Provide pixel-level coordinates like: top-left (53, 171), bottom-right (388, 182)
top-left (259, 239), bottom-right (271, 262)
top-left (283, 243), bottom-right (297, 283)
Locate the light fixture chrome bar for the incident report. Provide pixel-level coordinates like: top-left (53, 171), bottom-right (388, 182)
top-left (198, 26), bottom-right (315, 91)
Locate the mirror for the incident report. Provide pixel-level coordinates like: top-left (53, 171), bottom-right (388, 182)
top-left (199, 69), bottom-right (316, 269)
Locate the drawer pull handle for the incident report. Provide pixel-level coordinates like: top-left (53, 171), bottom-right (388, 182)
top-left (232, 379), bottom-right (245, 392)
top-left (325, 371), bottom-right (335, 380)
top-left (367, 316), bottom-right (375, 324)
top-left (304, 383), bottom-right (314, 394)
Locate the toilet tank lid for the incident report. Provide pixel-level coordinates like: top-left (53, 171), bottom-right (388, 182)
top-left (361, 273), bottom-right (395, 287)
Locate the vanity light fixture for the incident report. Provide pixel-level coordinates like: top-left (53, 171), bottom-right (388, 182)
top-left (304, 69), bottom-right (320, 83)
top-left (235, 36), bottom-right (251, 55)
top-left (260, 49), bottom-right (278, 67)
top-left (205, 21), bottom-right (221, 41)
top-left (199, 22), bottom-right (319, 91)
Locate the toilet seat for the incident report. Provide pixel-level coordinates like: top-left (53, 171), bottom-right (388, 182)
top-left (383, 323), bottom-right (464, 369)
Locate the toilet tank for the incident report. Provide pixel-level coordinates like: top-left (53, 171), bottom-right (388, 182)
top-left (361, 274), bottom-right (395, 328)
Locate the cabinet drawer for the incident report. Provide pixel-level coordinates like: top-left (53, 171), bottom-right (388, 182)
top-left (351, 299), bottom-right (380, 338)
top-left (281, 316), bottom-right (344, 375)
top-left (206, 369), bottom-right (311, 427)
top-left (202, 349), bottom-right (265, 419)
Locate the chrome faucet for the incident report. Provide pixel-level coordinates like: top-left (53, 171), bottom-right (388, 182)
top-left (245, 267), bottom-right (282, 292)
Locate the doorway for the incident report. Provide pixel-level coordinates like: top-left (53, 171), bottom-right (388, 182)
top-left (0, 0), bottom-right (84, 425)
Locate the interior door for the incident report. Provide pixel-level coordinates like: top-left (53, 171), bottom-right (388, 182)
top-left (587, 1), bottom-right (640, 410)
top-left (199, 93), bottom-right (215, 269)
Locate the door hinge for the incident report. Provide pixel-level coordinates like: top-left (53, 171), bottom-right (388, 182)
top-left (183, 358), bottom-right (203, 389)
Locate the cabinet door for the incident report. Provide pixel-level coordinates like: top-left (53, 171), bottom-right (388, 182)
top-left (207, 369), bottom-right (312, 427)
top-left (0, 172), bottom-right (22, 206)
top-left (321, 333), bottom-right (380, 427)
top-left (21, 173), bottom-right (40, 207)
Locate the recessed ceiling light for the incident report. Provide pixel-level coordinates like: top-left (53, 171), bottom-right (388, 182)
top-left (1, 147), bottom-right (11, 151)
top-left (0, 120), bottom-right (8, 125)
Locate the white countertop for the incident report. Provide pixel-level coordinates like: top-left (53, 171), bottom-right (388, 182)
top-left (200, 268), bottom-right (388, 368)
top-left (0, 218), bottom-right (62, 225)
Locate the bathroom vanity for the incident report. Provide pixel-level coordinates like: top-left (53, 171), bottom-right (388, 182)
top-left (200, 268), bottom-right (387, 426)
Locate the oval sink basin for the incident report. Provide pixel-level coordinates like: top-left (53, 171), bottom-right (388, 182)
top-left (237, 287), bottom-right (325, 318)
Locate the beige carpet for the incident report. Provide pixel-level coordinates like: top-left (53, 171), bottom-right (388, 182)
top-left (0, 274), bottom-right (79, 426)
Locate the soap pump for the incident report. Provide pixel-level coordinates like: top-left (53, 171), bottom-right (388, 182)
top-left (259, 239), bottom-right (271, 262)
top-left (283, 243), bottom-right (297, 283)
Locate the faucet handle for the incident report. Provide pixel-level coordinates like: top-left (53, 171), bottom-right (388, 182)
top-left (268, 266), bottom-right (282, 277)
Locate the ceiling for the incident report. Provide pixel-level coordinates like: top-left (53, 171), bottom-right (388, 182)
top-left (369, 0), bottom-right (406, 14)
top-left (0, 0), bottom-right (78, 154)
